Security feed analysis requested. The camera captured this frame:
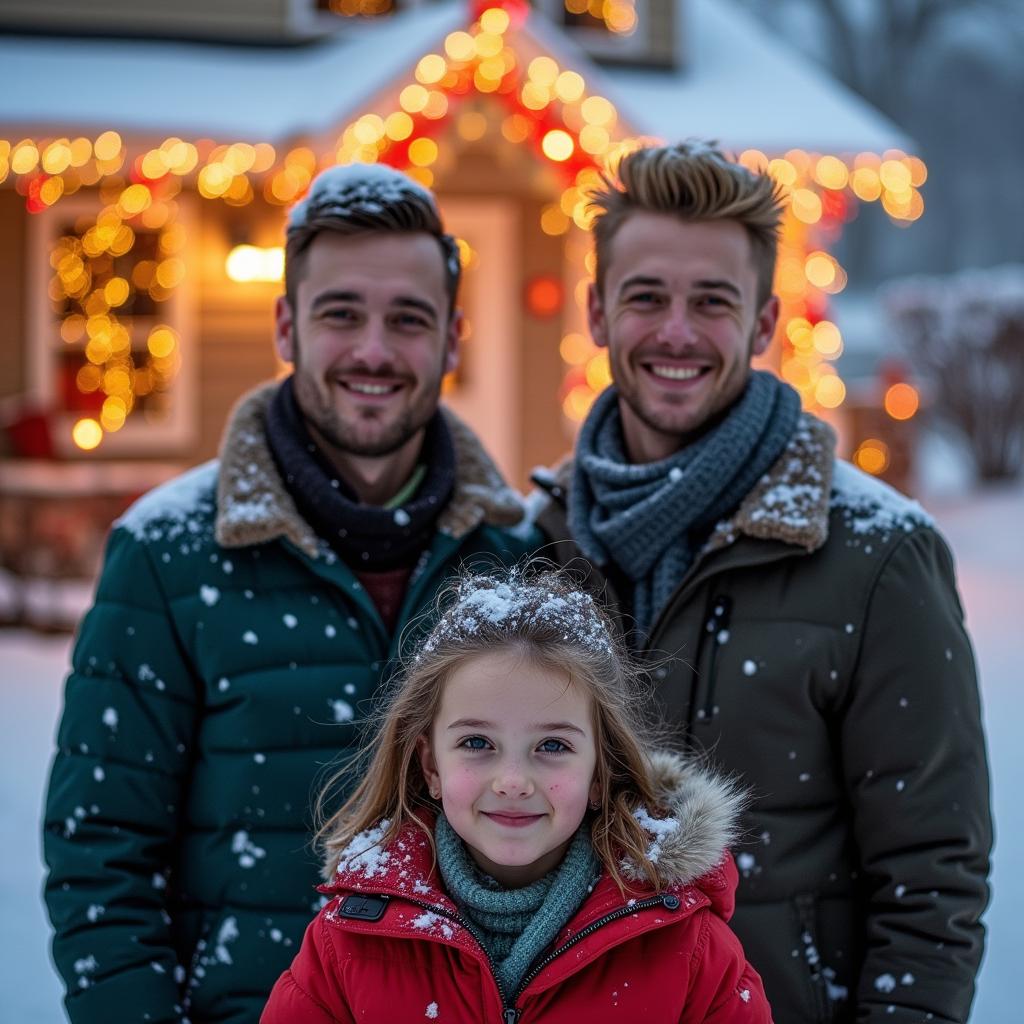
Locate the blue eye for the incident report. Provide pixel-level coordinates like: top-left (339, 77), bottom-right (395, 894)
top-left (538, 739), bottom-right (569, 754)
top-left (460, 736), bottom-right (490, 751)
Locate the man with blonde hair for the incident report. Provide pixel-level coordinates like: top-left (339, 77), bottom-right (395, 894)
top-left (534, 141), bottom-right (991, 1023)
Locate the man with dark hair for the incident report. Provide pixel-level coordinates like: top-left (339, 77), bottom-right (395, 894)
top-left (534, 141), bottom-right (992, 1023)
top-left (43, 164), bottom-right (535, 1024)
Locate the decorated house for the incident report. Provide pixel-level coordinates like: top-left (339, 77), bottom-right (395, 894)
top-left (0, 0), bottom-right (920, 626)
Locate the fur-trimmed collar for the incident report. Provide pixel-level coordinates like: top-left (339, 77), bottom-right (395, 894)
top-left (704, 412), bottom-right (836, 555)
top-left (215, 381), bottom-right (525, 555)
top-left (621, 751), bottom-right (745, 888)
top-left (536, 412), bottom-right (837, 556)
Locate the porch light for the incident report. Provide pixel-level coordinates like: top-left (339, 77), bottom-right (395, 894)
top-left (225, 245), bottom-right (284, 283)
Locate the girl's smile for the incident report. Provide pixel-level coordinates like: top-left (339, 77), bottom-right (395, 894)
top-left (417, 647), bottom-right (599, 888)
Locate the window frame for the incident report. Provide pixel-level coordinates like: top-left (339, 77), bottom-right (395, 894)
top-left (26, 190), bottom-right (198, 457)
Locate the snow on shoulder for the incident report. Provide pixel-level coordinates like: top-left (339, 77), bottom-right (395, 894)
top-left (116, 461), bottom-right (218, 543)
top-left (334, 820), bottom-right (392, 880)
top-left (287, 164), bottom-right (437, 232)
top-left (831, 460), bottom-right (933, 537)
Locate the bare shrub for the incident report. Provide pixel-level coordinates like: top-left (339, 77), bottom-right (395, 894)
top-left (883, 265), bottom-right (1024, 480)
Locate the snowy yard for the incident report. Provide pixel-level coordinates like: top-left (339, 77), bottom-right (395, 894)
top-left (1, 482), bottom-right (1020, 1022)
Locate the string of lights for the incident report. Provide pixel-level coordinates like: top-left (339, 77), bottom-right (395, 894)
top-left (0, 0), bottom-right (925, 455)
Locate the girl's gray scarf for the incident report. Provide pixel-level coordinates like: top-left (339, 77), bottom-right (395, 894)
top-left (569, 371), bottom-right (801, 640)
top-left (435, 815), bottom-right (599, 999)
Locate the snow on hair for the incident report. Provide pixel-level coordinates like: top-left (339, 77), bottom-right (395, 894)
top-left (285, 163), bottom-right (461, 284)
top-left (418, 568), bottom-right (614, 659)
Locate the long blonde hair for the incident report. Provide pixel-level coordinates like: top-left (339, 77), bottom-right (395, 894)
top-left (315, 566), bottom-right (668, 893)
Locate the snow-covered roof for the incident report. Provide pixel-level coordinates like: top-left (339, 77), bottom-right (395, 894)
top-left (590, 0), bottom-right (913, 154)
top-left (0, 4), bottom-right (466, 142)
top-left (0, 0), bottom-right (910, 154)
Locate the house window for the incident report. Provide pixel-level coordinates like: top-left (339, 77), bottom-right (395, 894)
top-left (316, 0), bottom-right (395, 17)
top-left (28, 193), bottom-right (195, 456)
top-left (538, 0), bottom-right (679, 68)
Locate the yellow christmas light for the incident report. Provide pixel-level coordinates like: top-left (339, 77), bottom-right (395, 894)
top-left (444, 31), bottom-right (474, 61)
top-left (542, 130), bottom-right (575, 162)
top-left (72, 418), bottom-right (103, 451)
top-left (555, 71), bottom-right (585, 103)
top-left (93, 131), bottom-right (122, 162)
top-left (853, 439), bottom-right (890, 476)
top-left (408, 138), bottom-right (439, 167)
top-left (479, 7), bottom-right (510, 34)
top-left (416, 54), bottom-right (447, 85)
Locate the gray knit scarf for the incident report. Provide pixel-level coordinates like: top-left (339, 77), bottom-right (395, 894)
top-left (569, 371), bottom-right (801, 640)
top-left (435, 815), bottom-right (599, 999)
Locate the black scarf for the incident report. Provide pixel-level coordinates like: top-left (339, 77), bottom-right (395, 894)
top-left (265, 376), bottom-right (455, 570)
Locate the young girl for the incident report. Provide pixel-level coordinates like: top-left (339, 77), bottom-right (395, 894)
top-left (262, 569), bottom-right (771, 1023)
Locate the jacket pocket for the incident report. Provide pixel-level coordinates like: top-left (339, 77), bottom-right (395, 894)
top-left (794, 893), bottom-right (839, 1024)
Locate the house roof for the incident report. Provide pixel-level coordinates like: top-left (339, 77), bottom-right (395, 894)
top-left (0, 0), bottom-right (911, 155)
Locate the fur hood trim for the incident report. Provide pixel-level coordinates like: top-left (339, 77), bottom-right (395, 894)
top-left (621, 751), bottom-right (746, 888)
top-left (536, 412), bottom-right (837, 556)
top-left (215, 381), bottom-right (524, 555)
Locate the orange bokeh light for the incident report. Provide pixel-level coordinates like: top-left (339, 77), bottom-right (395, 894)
top-left (884, 382), bottom-right (920, 421)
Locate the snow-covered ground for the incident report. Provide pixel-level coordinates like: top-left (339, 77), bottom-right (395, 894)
top-left (1, 482), bottom-right (1020, 1022)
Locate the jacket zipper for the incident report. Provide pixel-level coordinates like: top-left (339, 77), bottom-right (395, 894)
top-left (685, 591), bottom-right (717, 733)
top-left (794, 892), bottom-right (831, 1024)
top-left (701, 595), bottom-right (732, 722)
top-left (403, 897), bottom-right (514, 1018)
top-left (405, 892), bottom-right (679, 1023)
top-left (509, 894), bottom-right (680, 1019)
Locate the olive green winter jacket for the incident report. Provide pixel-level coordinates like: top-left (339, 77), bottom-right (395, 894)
top-left (42, 383), bottom-right (536, 1024)
top-left (532, 414), bottom-right (992, 1024)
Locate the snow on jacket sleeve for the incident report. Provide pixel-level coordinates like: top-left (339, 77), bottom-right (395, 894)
top-left (840, 527), bottom-right (992, 1023)
top-left (261, 913), bottom-right (354, 1024)
top-left (43, 527), bottom-right (199, 1024)
top-left (680, 911), bottom-right (773, 1023)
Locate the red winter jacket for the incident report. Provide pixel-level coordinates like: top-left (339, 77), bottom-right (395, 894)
top-left (262, 754), bottom-right (772, 1024)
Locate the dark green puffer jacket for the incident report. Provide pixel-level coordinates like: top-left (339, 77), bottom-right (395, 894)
top-left (533, 414), bottom-right (992, 1024)
top-left (43, 384), bottom-right (537, 1024)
